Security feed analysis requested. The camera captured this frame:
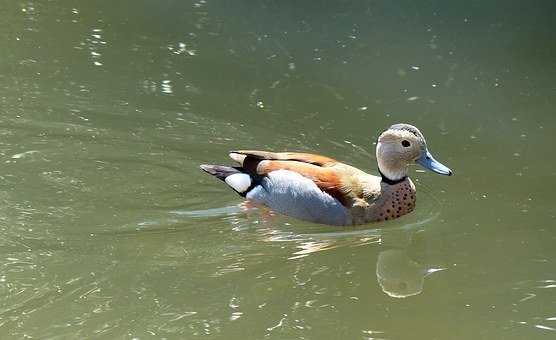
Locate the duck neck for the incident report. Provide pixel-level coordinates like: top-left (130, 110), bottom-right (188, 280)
top-left (377, 156), bottom-right (409, 184)
top-left (378, 168), bottom-right (407, 185)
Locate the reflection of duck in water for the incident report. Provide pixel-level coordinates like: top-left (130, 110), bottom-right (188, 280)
top-left (200, 124), bottom-right (452, 226)
top-left (376, 230), bottom-right (445, 298)
top-left (377, 249), bottom-right (444, 298)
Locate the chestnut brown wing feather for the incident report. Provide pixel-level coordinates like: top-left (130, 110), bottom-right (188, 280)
top-left (232, 150), bottom-right (338, 167)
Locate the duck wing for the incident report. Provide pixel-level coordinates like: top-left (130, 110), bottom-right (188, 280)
top-left (230, 150), bottom-right (338, 167)
top-left (228, 150), bottom-right (358, 206)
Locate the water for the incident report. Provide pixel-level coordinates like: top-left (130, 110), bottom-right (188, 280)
top-left (1, 0), bottom-right (556, 338)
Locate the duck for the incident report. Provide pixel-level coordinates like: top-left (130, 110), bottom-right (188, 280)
top-left (200, 123), bottom-right (452, 226)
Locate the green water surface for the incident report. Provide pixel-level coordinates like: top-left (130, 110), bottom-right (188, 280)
top-left (1, 1), bottom-right (555, 339)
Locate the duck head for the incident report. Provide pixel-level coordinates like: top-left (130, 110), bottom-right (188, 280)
top-left (376, 123), bottom-right (452, 182)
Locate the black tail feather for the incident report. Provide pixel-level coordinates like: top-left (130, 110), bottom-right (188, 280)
top-left (199, 164), bottom-right (241, 181)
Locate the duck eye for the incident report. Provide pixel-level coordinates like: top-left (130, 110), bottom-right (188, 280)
top-left (401, 140), bottom-right (411, 147)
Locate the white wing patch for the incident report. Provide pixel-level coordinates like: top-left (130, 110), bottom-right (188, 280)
top-left (225, 173), bottom-right (251, 193)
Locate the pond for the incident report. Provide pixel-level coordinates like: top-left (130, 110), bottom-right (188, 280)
top-left (1, 0), bottom-right (555, 339)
